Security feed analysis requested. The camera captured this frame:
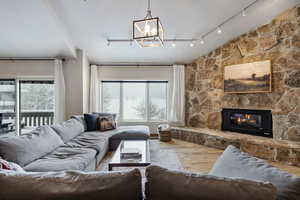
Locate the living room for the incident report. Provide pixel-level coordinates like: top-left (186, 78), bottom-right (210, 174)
top-left (0, 0), bottom-right (299, 199)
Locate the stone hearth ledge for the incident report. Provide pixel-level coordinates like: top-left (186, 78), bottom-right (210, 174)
top-left (171, 127), bottom-right (300, 167)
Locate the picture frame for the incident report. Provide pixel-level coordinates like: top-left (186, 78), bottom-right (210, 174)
top-left (224, 60), bottom-right (272, 94)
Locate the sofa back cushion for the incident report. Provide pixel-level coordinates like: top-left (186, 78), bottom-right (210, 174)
top-left (0, 126), bottom-right (64, 167)
top-left (51, 119), bottom-right (84, 142)
top-left (71, 115), bottom-right (87, 131)
top-left (209, 145), bottom-right (300, 200)
top-left (0, 168), bottom-right (142, 200)
top-left (145, 165), bottom-right (277, 200)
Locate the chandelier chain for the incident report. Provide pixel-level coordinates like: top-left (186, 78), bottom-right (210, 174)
top-left (146, 0), bottom-right (152, 18)
top-left (147, 0), bottom-right (150, 11)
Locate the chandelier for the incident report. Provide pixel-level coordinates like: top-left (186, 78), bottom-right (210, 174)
top-left (133, 0), bottom-right (164, 48)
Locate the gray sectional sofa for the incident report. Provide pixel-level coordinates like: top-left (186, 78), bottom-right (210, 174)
top-left (0, 144), bottom-right (299, 200)
top-left (0, 115), bottom-right (150, 172)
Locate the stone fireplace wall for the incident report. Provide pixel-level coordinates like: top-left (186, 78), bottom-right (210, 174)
top-left (185, 5), bottom-right (300, 142)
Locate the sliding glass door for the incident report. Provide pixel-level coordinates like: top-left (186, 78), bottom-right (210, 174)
top-left (19, 80), bottom-right (54, 135)
top-left (0, 80), bottom-right (17, 136)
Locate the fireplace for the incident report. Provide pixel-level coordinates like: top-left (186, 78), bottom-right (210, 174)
top-left (221, 108), bottom-right (273, 138)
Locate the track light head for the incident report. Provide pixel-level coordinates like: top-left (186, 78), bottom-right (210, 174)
top-left (217, 27), bottom-right (222, 34)
top-left (200, 38), bottom-right (204, 45)
top-left (242, 9), bottom-right (246, 17)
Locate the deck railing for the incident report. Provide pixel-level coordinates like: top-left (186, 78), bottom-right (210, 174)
top-left (0, 111), bottom-right (54, 128)
top-left (21, 112), bottom-right (54, 127)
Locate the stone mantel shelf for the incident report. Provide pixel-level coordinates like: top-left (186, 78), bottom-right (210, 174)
top-left (172, 127), bottom-right (300, 149)
top-left (171, 127), bottom-right (300, 166)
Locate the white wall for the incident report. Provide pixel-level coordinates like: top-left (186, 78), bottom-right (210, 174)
top-left (98, 66), bottom-right (173, 133)
top-left (64, 49), bottom-right (90, 118)
top-left (99, 66), bottom-right (172, 81)
top-left (0, 60), bottom-right (54, 78)
top-left (0, 50), bottom-right (90, 120)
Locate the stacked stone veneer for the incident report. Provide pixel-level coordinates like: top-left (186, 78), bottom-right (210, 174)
top-left (176, 5), bottom-right (300, 166)
top-left (185, 5), bottom-right (300, 142)
top-left (171, 127), bottom-right (300, 166)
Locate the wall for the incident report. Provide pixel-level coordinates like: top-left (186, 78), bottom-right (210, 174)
top-left (0, 60), bottom-right (54, 78)
top-left (185, 5), bottom-right (300, 142)
top-left (64, 49), bottom-right (90, 118)
top-left (0, 49), bottom-right (90, 120)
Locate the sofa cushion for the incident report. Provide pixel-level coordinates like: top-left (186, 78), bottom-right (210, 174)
top-left (110, 126), bottom-right (150, 140)
top-left (101, 126), bottom-right (150, 150)
top-left (209, 145), bottom-right (300, 200)
top-left (71, 115), bottom-right (87, 131)
top-left (24, 147), bottom-right (97, 172)
top-left (84, 113), bottom-right (99, 131)
top-left (64, 131), bottom-right (109, 154)
top-left (146, 165), bottom-right (277, 200)
top-left (0, 168), bottom-right (142, 200)
top-left (51, 119), bottom-right (84, 142)
top-left (0, 126), bottom-right (64, 167)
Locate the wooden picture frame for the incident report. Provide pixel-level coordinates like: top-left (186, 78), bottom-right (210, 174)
top-left (224, 60), bottom-right (272, 94)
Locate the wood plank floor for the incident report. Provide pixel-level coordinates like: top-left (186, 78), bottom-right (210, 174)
top-left (159, 139), bottom-right (300, 176)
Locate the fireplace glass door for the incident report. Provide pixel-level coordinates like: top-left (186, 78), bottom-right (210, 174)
top-left (222, 108), bottom-right (272, 138)
top-left (230, 113), bottom-right (262, 130)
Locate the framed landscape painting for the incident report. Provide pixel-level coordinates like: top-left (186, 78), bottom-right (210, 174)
top-left (224, 60), bottom-right (272, 94)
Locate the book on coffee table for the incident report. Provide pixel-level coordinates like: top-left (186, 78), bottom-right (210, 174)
top-left (108, 140), bottom-right (150, 171)
top-left (121, 148), bottom-right (142, 159)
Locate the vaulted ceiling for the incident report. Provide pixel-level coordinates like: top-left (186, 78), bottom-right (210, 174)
top-left (0, 0), bottom-right (299, 64)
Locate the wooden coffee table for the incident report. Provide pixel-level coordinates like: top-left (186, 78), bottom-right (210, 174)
top-left (108, 140), bottom-right (151, 171)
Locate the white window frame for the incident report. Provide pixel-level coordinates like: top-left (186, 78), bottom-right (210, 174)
top-left (0, 78), bottom-right (55, 136)
top-left (101, 80), bottom-right (168, 122)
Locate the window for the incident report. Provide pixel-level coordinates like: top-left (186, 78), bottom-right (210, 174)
top-left (0, 79), bottom-right (55, 136)
top-left (123, 82), bottom-right (146, 120)
top-left (0, 80), bottom-right (17, 136)
top-left (20, 80), bottom-right (54, 134)
top-left (102, 82), bottom-right (120, 115)
top-left (102, 81), bottom-right (168, 121)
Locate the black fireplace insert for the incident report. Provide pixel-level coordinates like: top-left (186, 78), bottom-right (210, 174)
top-left (221, 108), bottom-right (272, 138)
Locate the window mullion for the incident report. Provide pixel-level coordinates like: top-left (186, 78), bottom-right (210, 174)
top-left (120, 82), bottom-right (123, 121)
top-left (146, 83), bottom-right (149, 122)
top-left (16, 79), bottom-right (20, 136)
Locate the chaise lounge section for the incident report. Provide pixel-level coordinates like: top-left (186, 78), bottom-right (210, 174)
top-left (0, 115), bottom-right (150, 172)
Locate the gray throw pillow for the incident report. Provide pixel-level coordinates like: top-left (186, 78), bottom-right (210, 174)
top-left (71, 115), bottom-right (87, 131)
top-left (0, 125), bottom-right (64, 167)
top-left (209, 145), bottom-right (300, 200)
top-left (145, 165), bottom-right (277, 200)
top-left (0, 168), bottom-right (142, 200)
top-left (51, 119), bottom-right (85, 142)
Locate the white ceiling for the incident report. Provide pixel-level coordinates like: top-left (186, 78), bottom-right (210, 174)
top-left (0, 0), bottom-right (299, 64)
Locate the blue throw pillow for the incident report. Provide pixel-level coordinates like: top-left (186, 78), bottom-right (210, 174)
top-left (84, 114), bottom-right (99, 131)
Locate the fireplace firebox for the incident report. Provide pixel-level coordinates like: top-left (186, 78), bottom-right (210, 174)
top-left (221, 108), bottom-right (272, 138)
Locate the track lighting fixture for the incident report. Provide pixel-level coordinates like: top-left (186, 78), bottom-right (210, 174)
top-left (107, 0), bottom-right (258, 47)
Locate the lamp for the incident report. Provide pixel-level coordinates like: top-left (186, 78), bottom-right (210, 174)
top-left (133, 0), bottom-right (164, 48)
